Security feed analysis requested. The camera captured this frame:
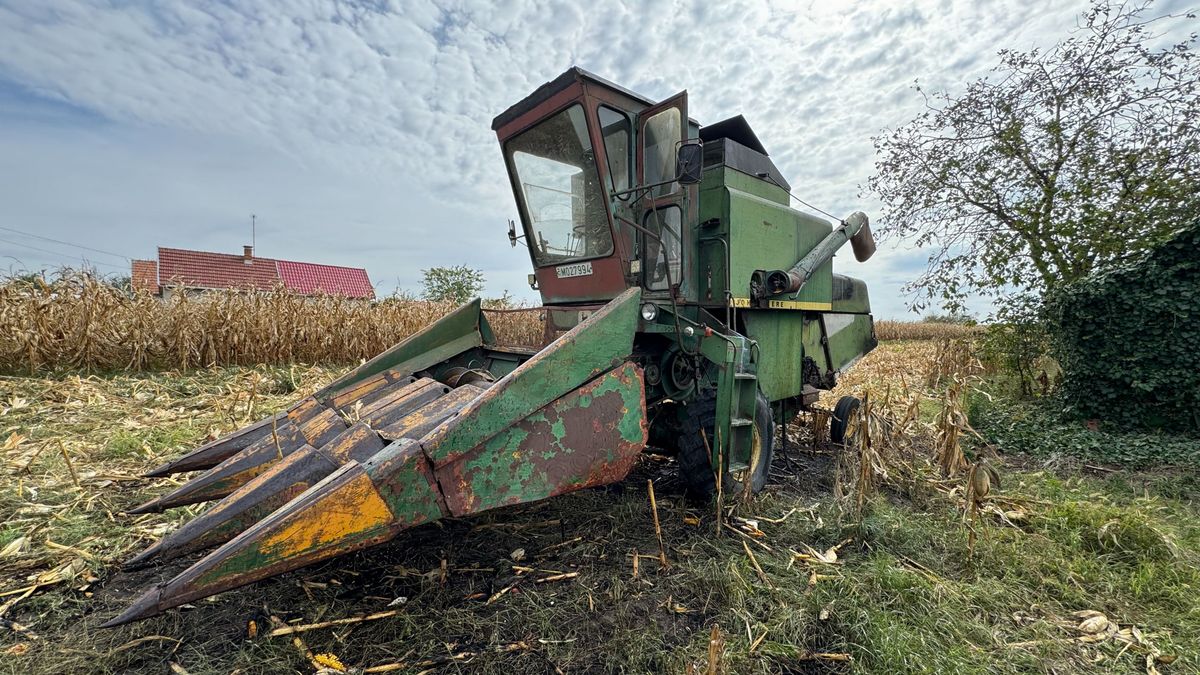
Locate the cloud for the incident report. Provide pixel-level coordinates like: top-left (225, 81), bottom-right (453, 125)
top-left (0, 0), bottom-right (1159, 318)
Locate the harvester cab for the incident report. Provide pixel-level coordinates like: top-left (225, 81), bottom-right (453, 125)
top-left (102, 67), bottom-right (879, 627)
top-left (495, 68), bottom-right (697, 312)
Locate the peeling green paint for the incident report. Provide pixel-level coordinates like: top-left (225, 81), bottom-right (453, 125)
top-left (416, 287), bottom-right (641, 469)
top-left (437, 361), bottom-right (646, 516)
top-left (315, 299), bottom-right (489, 399)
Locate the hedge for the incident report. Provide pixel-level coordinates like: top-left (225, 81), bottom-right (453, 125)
top-left (1045, 222), bottom-right (1199, 433)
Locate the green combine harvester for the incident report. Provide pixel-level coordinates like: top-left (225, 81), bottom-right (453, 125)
top-left (103, 68), bottom-right (878, 627)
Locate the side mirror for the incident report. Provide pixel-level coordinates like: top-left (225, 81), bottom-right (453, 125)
top-left (507, 219), bottom-right (518, 248)
top-left (675, 141), bottom-right (704, 185)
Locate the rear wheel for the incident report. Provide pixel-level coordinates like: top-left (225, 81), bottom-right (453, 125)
top-left (677, 390), bottom-right (775, 500)
top-left (830, 395), bottom-right (861, 446)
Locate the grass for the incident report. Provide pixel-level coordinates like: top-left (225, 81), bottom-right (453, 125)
top-left (103, 425), bottom-right (201, 460)
top-left (1, 343), bottom-right (1198, 673)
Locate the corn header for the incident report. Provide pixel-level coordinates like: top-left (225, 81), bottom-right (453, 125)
top-left (103, 68), bottom-right (878, 627)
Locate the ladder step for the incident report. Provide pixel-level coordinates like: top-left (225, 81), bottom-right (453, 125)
top-left (730, 418), bottom-right (753, 428)
top-left (733, 373), bottom-right (757, 380)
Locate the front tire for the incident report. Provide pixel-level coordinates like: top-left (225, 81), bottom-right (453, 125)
top-left (830, 395), bottom-right (861, 445)
top-left (677, 390), bottom-right (775, 500)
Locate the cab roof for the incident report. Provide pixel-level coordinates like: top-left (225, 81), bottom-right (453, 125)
top-left (491, 67), bottom-right (655, 132)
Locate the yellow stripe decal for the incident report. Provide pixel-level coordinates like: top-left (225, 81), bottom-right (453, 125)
top-left (730, 297), bottom-right (832, 311)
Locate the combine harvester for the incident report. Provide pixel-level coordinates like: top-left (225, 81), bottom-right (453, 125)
top-left (104, 68), bottom-right (878, 627)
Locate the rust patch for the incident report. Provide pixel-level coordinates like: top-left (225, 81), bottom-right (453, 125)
top-left (287, 396), bottom-right (322, 425)
top-left (326, 372), bottom-right (388, 409)
top-left (318, 422), bottom-right (386, 464)
top-left (327, 371), bottom-right (416, 410)
top-left (378, 385), bottom-right (483, 442)
top-left (262, 419), bottom-right (306, 453)
top-left (298, 408), bottom-right (348, 447)
top-left (341, 376), bottom-right (427, 416)
top-left (156, 462), bottom-right (271, 509)
top-left (359, 378), bottom-right (443, 421)
top-left (374, 440), bottom-right (451, 519)
top-left (433, 364), bottom-right (646, 516)
top-left (365, 382), bottom-right (451, 429)
top-left (199, 445), bottom-right (319, 521)
top-left (150, 420), bottom-right (311, 509)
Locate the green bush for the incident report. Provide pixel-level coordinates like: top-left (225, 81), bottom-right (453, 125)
top-left (1045, 223), bottom-right (1200, 433)
top-left (920, 312), bottom-right (977, 326)
top-left (970, 394), bottom-right (1200, 467)
top-left (978, 317), bottom-right (1052, 398)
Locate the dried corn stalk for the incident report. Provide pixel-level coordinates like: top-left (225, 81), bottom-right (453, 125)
top-left (0, 272), bottom-right (544, 373)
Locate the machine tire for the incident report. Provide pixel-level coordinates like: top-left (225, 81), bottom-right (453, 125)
top-left (677, 390), bottom-right (775, 500)
top-left (648, 402), bottom-right (684, 454)
top-left (830, 395), bottom-right (861, 446)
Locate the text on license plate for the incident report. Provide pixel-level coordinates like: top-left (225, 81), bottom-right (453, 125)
top-left (555, 262), bottom-right (593, 279)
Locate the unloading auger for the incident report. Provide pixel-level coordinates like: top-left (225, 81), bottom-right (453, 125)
top-left (104, 68), bottom-right (880, 627)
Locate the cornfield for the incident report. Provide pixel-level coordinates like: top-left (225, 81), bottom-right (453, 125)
top-left (0, 273), bottom-right (964, 374)
top-left (823, 338), bottom-right (991, 521)
top-left (874, 319), bottom-right (979, 341)
top-left (0, 273), bottom-right (543, 373)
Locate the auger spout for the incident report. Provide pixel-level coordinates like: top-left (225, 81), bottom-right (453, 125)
top-left (760, 211), bottom-right (876, 298)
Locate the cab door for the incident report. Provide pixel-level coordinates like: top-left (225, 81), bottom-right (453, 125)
top-left (635, 92), bottom-right (691, 298)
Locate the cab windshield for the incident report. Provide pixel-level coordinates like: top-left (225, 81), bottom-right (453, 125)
top-left (506, 104), bottom-right (614, 265)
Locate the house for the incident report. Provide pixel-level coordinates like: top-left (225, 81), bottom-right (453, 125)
top-left (131, 246), bottom-right (374, 300)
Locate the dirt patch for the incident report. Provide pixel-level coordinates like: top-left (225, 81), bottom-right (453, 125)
top-left (12, 431), bottom-right (842, 674)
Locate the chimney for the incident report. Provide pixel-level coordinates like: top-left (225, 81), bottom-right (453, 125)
top-left (243, 245), bottom-right (253, 265)
top-left (131, 259), bottom-right (159, 295)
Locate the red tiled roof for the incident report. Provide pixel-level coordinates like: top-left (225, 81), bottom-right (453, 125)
top-left (278, 260), bottom-right (374, 299)
top-left (153, 247), bottom-right (373, 298)
top-left (158, 247), bottom-right (279, 291)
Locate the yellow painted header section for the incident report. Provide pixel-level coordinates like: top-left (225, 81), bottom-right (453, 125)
top-left (262, 469), bottom-right (393, 558)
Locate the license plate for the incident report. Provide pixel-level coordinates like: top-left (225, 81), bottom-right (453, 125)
top-left (555, 262), bottom-right (593, 279)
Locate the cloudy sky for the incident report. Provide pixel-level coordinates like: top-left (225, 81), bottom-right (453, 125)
top-left (0, 0), bottom-right (1186, 317)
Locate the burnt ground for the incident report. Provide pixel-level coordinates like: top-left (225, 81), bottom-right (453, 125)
top-left (13, 430), bottom-right (851, 674)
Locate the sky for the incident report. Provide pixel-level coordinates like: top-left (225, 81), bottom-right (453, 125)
top-left (0, 0), bottom-right (1188, 318)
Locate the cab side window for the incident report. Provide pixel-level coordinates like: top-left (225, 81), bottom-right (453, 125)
top-left (642, 107), bottom-right (681, 198)
top-left (598, 106), bottom-right (631, 195)
top-left (643, 205), bottom-right (681, 291)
